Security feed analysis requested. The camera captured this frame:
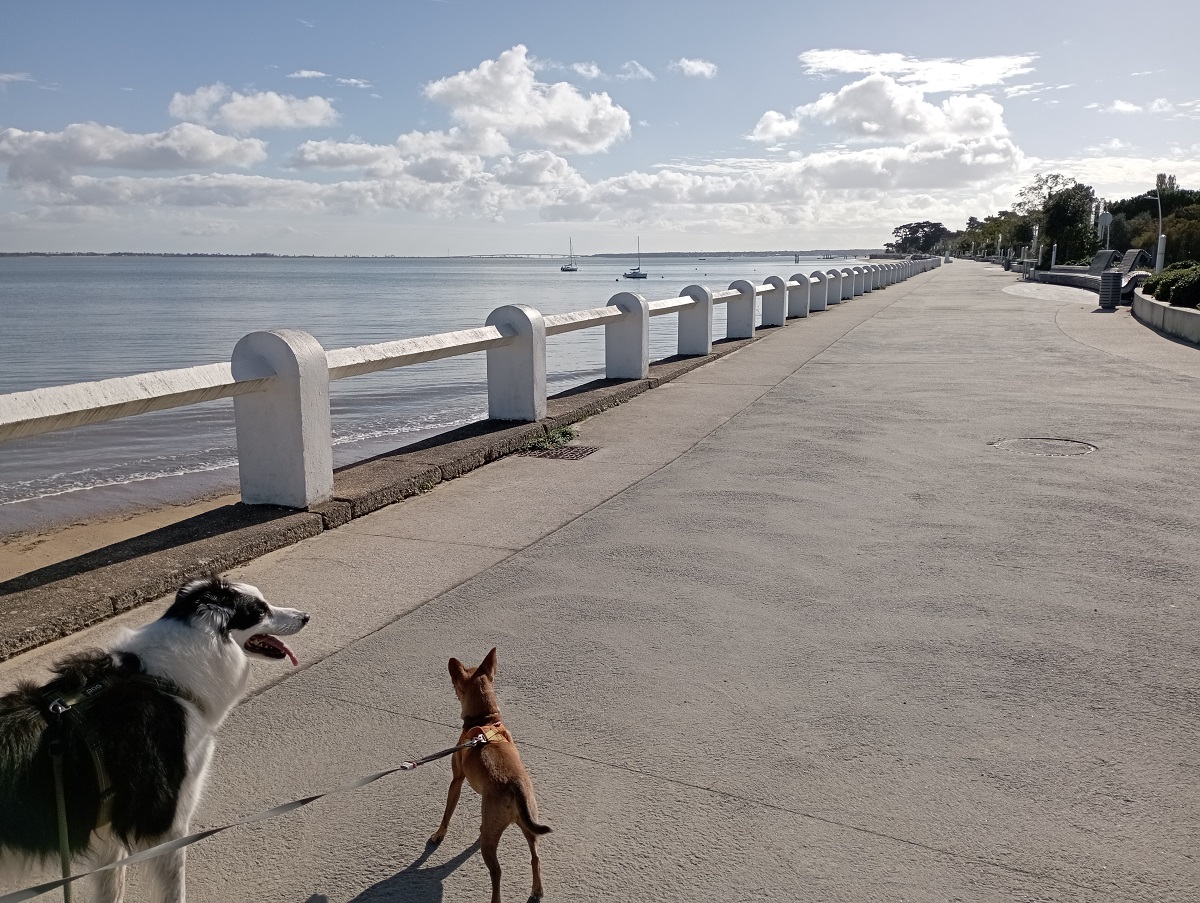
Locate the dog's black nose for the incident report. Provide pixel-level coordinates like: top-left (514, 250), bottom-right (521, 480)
top-left (301, 613), bottom-right (311, 625)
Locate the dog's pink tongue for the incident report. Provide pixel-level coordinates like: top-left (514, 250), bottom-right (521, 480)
top-left (258, 634), bottom-right (298, 666)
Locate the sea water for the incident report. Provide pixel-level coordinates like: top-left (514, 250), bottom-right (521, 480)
top-left (0, 254), bottom-right (859, 534)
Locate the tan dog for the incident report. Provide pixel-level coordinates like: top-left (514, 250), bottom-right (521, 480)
top-left (428, 647), bottom-right (550, 902)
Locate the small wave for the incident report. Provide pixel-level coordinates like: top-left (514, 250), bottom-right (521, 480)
top-left (0, 410), bottom-right (486, 506)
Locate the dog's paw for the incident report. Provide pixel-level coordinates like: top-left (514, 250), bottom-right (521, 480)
top-left (426, 832), bottom-right (445, 847)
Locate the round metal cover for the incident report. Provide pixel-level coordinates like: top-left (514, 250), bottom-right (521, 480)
top-left (992, 437), bottom-right (1097, 457)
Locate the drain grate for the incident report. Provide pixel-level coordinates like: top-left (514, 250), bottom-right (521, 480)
top-left (991, 437), bottom-right (1097, 457)
top-left (520, 445), bottom-right (600, 460)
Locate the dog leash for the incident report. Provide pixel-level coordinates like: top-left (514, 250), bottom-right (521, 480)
top-left (0, 731), bottom-right (494, 903)
top-left (400, 728), bottom-right (496, 769)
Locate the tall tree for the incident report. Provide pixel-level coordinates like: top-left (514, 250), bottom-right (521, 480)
top-left (1043, 183), bottom-right (1100, 263)
top-left (889, 221), bottom-right (949, 254)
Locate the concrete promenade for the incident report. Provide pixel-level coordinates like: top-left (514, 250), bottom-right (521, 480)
top-left (2, 263), bottom-right (1198, 901)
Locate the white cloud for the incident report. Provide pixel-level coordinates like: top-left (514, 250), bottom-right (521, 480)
top-left (572, 62), bottom-right (603, 79)
top-left (0, 122), bottom-right (267, 183)
top-left (799, 49), bottom-right (1036, 93)
top-left (748, 110), bottom-right (801, 144)
top-left (670, 58), bottom-right (718, 79)
top-left (0, 72), bottom-right (34, 86)
top-left (336, 78), bottom-right (373, 88)
top-left (423, 45), bottom-right (630, 154)
top-left (616, 61), bottom-right (655, 81)
top-left (1087, 97), bottom-right (1199, 117)
top-left (169, 83), bottom-right (339, 131)
top-left (287, 70), bottom-right (328, 79)
top-left (749, 74), bottom-right (1008, 144)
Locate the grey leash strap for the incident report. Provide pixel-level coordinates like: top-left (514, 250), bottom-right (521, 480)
top-left (0, 735), bottom-right (489, 903)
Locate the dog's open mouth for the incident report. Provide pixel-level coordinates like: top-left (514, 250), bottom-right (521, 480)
top-left (244, 634), bottom-right (298, 666)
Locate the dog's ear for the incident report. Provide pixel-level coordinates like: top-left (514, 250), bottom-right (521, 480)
top-left (448, 657), bottom-right (468, 684)
top-left (478, 647), bottom-right (497, 680)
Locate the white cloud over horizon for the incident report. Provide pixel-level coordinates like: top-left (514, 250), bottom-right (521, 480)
top-left (1, 39), bottom-right (1194, 251)
top-left (169, 83), bottom-right (339, 131)
top-left (422, 45), bottom-right (631, 154)
top-left (799, 49), bottom-right (1037, 93)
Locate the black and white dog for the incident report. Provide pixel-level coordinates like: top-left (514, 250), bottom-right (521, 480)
top-left (0, 575), bottom-right (309, 902)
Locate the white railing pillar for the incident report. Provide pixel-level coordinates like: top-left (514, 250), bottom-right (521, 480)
top-left (679, 284), bottom-right (714, 355)
top-left (605, 292), bottom-right (649, 379)
top-left (839, 268), bottom-right (855, 300)
top-left (762, 276), bottom-right (787, 327)
top-left (485, 304), bottom-right (546, 421)
top-left (232, 329), bottom-right (333, 509)
top-left (727, 279), bottom-right (757, 338)
top-left (809, 271), bottom-right (829, 311)
top-left (787, 273), bottom-right (811, 318)
top-left (854, 266), bottom-right (868, 294)
top-left (825, 270), bottom-right (843, 304)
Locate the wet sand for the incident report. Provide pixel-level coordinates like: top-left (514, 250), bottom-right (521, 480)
top-left (0, 492), bottom-right (239, 583)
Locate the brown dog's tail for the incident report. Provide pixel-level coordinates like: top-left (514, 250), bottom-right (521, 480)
top-left (515, 788), bottom-right (552, 835)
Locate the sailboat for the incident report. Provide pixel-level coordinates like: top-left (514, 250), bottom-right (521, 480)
top-left (623, 237), bottom-right (648, 279)
top-left (560, 237), bottom-right (578, 272)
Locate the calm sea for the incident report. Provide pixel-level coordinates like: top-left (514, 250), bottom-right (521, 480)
top-left (0, 254), bottom-right (858, 534)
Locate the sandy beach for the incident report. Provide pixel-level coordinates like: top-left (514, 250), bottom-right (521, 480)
top-left (0, 491), bottom-right (239, 583)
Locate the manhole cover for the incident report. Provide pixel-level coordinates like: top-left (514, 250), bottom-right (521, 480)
top-left (992, 437), bottom-right (1097, 457)
top-left (520, 445), bottom-right (599, 460)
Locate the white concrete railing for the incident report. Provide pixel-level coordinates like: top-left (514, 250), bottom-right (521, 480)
top-left (0, 259), bottom-right (939, 508)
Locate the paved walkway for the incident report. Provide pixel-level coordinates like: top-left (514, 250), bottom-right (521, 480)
top-left (3, 263), bottom-right (1198, 902)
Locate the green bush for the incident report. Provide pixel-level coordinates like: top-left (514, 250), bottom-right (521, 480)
top-left (1164, 259), bottom-right (1200, 272)
top-left (1143, 266), bottom-right (1198, 300)
top-left (1167, 268), bottom-right (1200, 308)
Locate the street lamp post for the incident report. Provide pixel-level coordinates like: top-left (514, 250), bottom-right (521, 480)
top-left (1146, 189), bottom-right (1166, 273)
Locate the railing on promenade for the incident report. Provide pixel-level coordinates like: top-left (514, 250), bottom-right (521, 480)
top-left (0, 259), bottom-right (939, 509)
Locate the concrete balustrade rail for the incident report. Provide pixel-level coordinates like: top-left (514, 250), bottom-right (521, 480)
top-left (0, 259), bottom-right (938, 509)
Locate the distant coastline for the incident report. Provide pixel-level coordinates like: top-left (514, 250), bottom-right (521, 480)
top-left (0, 249), bottom-right (883, 260)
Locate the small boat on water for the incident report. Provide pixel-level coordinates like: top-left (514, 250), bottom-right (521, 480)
top-left (623, 237), bottom-right (648, 279)
top-left (560, 237), bottom-right (578, 272)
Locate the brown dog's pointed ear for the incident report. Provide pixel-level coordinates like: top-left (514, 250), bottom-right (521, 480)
top-left (478, 647), bottom-right (497, 679)
top-left (448, 657), bottom-right (468, 683)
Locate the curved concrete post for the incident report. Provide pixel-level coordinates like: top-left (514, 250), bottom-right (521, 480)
top-left (485, 304), bottom-right (546, 422)
top-left (678, 284), bottom-right (713, 355)
top-left (787, 273), bottom-right (811, 318)
top-left (851, 266), bottom-right (865, 296)
top-left (232, 329), bottom-right (333, 509)
top-left (884, 263), bottom-right (894, 285)
top-left (871, 264), bottom-right (883, 289)
top-left (727, 279), bottom-right (757, 338)
top-left (605, 291), bottom-right (649, 379)
top-left (839, 268), bottom-right (855, 300)
top-left (762, 276), bottom-right (787, 327)
top-left (825, 269), bottom-right (844, 304)
top-left (809, 271), bottom-right (829, 311)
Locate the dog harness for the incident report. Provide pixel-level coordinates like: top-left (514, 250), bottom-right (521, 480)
top-left (39, 673), bottom-right (205, 902)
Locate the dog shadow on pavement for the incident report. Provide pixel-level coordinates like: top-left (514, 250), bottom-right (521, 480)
top-left (333, 840), bottom-right (481, 903)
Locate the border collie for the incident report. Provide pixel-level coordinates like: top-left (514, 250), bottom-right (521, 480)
top-left (0, 575), bottom-right (309, 902)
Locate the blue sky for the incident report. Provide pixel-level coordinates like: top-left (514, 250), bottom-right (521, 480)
top-left (2, 0), bottom-right (1197, 255)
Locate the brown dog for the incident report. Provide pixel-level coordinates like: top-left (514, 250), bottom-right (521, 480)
top-left (429, 647), bottom-right (550, 902)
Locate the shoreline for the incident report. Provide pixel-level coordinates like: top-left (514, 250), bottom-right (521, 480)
top-left (0, 491), bottom-right (238, 583)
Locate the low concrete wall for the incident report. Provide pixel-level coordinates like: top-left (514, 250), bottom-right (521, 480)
top-left (1132, 290), bottom-right (1200, 345)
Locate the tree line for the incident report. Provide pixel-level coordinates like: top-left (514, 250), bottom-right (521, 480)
top-left (884, 173), bottom-right (1200, 267)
